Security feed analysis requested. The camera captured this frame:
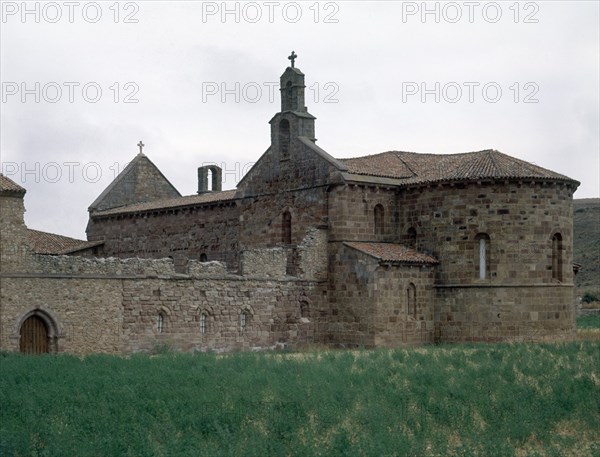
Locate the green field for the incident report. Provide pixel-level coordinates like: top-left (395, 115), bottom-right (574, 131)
top-left (577, 314), bottom-right (600, 329)
top-left (1, 340), bottom-right (598, 457)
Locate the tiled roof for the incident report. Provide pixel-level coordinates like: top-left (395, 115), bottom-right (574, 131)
top-left (27, 229), bottom-right (103, 255)
top-left (344, 242), bottom-right (439, 265)
top-left (0, 174), bottom-right (26, 193)
top-left (338, 150), bottom-right (578, 186)
top-left (92, 189), bottom-right (238, 217)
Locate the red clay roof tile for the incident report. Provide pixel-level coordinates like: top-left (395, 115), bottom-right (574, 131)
top-left (92, 189), bottom-right (237, 217)
top-left (338, 150), bottom-right (578, 186)
top-left (344, 242), bottom-right (439, 265)
top-left (27, 229), bottom-right (103, 255)
top-left (0, 174), bottom-right (26, 193)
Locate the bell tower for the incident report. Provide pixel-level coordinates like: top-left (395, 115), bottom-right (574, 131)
top-left (270, 51), bottom-right (316, 159)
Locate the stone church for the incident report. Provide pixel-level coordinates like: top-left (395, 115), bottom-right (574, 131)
top-left (0, 57), bottom-right (580, 355)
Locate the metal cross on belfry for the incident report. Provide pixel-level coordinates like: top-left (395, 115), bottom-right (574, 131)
top-left (137, 141), bottom-right (145, 154)
top-left (288, 51), bottom-right (297, 68)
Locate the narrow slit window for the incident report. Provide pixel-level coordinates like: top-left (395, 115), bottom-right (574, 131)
top-left (407, 283), bottom-right (417, 318)
top-left (476, 234), bottom-right (490, 280)
top-left (279, 119), bottom-right (290, 158)
top-left (157, 313), bottom-right (165, 333)
top-left (479, 238), bottom-right (487, 279)
top-left (200, 313), bottom-right (207, 334)
top-left (282, 211), bottom-right (292, 245)
top-left (407, 227), bottom-right (417, 249)
top-left (374, 204), bottom-right (385, 235)
top-left (552, 233), bottom-right (563, 282)
top-left (240, 311), bottom-right (249, 333)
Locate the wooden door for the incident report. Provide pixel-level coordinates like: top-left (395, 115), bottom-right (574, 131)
top-left (20, 316), bottom-right (48, 354)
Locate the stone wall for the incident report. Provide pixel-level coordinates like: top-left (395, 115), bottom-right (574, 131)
top-left (371, 263), bottom-right (436, 346)
top-left (1, 243), bottom-right (327, 354)
top-left (87, 201), bottom-right (240, 271)
top-left (240, 248), bottom-right (287, 278)
top-left (328, 184), bottom-right (398, 243)
top-left (327, 180), bottom-right (577, 342)
top-left (395, 181), bottom-right (575, 286)
top-left (297, 228), bottom-right (329, 281)
top-left (238, 186), bottom-right (329, 250)
top-left (328, 181), bottom-right (575, 287)
top-left (326, 243), bottom-right (435, 347)
top-left (119, 277), bottom-right (324, 353)
top-left (435, 284), bottom-right (576, 342)
top-left (0, 193), bottom-right (31, 272)
top-left (26, 254), bottom-right (175, 277)
top-left (1, 277), bottom-right (123, 355)
top-left (89, 154), bottom-right (180, 212)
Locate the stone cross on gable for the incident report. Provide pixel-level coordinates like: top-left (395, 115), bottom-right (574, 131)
top-left (288, 51), bottom-right (297, 68)
top-left (137, 141), bottom-right (145, 154)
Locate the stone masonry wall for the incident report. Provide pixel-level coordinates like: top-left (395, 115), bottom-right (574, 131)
top-left (1, 277), bottom-right (123, 355)
top-left (90, 155), bottom-right (180, 212)
top-left (238, 186), bottom-right (329, 250)
top-left (87, 201), bottom-right (240, 271)
top-left (395, 181), bottom-right (575, 286)
top-left (1, 247), bottom-right (326, 355)
top-left (372, 263), bottom-right (436, 347)
top-left (241, 248), bottom-right (287, 278)
top-left (327, 180), bottom-right (577, 343)
top-left (119, 277), bottom-right (324, 353)
top-left (328, 185), bottom-right (398, 243)
top-left (326, 242), bottom-right (435, 347)
top-left (0, 194), bottom-right (31, 273)
top-left (435, 284), bottom-right (576, 342)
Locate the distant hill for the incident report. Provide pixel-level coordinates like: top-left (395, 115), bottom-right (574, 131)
top-left (573, 198), bottom-right (600, 292)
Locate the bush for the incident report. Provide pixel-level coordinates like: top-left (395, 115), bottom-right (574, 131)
top-left (151, 342), bottom-right (174, 355)
top-left (582, 292), bottom-right (599, 303)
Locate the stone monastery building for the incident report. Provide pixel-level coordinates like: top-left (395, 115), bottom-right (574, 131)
top-left (0, 58), bottom-right (580, 354)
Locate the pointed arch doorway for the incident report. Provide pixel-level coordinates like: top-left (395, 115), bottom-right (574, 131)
top-left (20, 315), bottom-right (49, 354)
top-left (18, 310), bottom-right (59, 354)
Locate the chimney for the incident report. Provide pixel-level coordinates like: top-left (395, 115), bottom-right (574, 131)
top-left (197, 165), bottom-right (222, 194)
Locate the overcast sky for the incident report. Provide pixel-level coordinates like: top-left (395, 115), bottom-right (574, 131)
top-left (1, 1), bottom-right (598, 239)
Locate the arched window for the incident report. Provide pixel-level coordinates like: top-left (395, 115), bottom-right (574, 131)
top-left (552, 233), bottom-right (563, 282)
top-left (206, 169), bottom-right (213, 191)
top-left (282, 211), bottom-right (292, 245)
top-left (374, 204), bottom-right (385, 235)
top-left (199, 253), bottom-right (208, 262)
top-left (157, 313), bottom-right (165, 333)
top-left (407, 283), bottom-right (417, 318)
top-left (407, 227), bottom-right (417, 249)
top-left (240, 310), bottom-right (249, 333)
top-left (279, 119), bottom-right (290, 158)
top-left (200, 312), bottom-right (208, 334)
top-left (476, 233), bottom-right (490, 280)
top-left (300, 301), bottom-right (310, 318)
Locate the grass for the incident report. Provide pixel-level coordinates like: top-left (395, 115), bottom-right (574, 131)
top-left (577, 315), bottom-right (600, 329)
top-left (1, 341), bottom-right (598, 457)
top-left (577, 315), bottom-right (600, 342)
